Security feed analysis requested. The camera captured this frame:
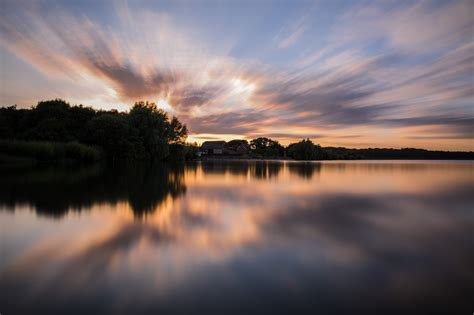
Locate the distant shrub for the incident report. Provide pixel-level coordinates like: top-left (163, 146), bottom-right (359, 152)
top-left (286, 139), bottom-right (323, 160)
top-left (184, 143), bottom-right (199, 160)
top-left (250, 137), bottom-right (284, 158)
top-left (167, 143), bottom-right (186, 161)
top-left (63, 142), bottom-right (102, 161)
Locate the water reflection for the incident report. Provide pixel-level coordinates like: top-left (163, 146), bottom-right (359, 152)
top-left (0, 163), bottom-right (186, 218)
top-left (200, 160), bottom-right (286, 179)
top-left (1, 161), bottom-right (473, 314)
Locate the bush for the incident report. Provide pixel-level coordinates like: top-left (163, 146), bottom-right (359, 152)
top-left (250, 137), bottom-right (284, 158)
top-left (0, 140), bottom-right (102, 162)
top-left (184, 143), bottom-right (199, 160)
top-left (286, 139), bottom-right (322, 160)
top-left (63, 142), bottom-right (103, 161)
top-left (167, 143), bottom-right (186, 161)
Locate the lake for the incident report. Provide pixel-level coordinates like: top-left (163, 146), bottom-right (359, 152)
top-left (1, 160), bottom-right (473, 314)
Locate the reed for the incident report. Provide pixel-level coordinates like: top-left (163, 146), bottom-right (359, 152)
top-left (0, 140), bottom-right (102, 162)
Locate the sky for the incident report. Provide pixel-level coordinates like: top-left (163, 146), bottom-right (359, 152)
top-left (0, 0), bottom-right (473, 150)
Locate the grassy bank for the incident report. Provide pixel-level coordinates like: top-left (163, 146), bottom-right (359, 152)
top-left (0, 139), bottom-right (102, 163)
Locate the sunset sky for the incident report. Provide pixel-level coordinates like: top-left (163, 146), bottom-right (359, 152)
top-left (0, 0), bottom-right (473, 150)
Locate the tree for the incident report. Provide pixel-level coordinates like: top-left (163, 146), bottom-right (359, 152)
top-left (128, 101), bottom-right (188, 160)
top-left (250, 137), bottom-right (284, 157)
top-left (69, 105), bottom-right (97, 142)
top-left (24, 99), bottom-right (72, 141)
top-left (85, 114), bottom-right (133, 161)
top-left (129, 101), bottom-right (170, 160)
top-left (168, 116), bottom-right (188, 144)
top-left (0, 99), bottom-right (190, 161)
top-left (0, 106), bottom-right (20, 138)
top-left (286, 139), bottom-right (322, 160)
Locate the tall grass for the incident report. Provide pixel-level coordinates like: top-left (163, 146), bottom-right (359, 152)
top-left (0, 140), bottom-right (102, 162)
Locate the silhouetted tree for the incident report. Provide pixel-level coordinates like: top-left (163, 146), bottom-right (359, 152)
top-left (286, 139), bottom-right (322, 160)
top-left (0, 99), bottom-right (189, 162)
top-left (24, 99), bottom-right (72, 141)
top-left (86, 114), bottom-right (134, 161)
top-left (168, 116), bottom-right (188, 144)
top-left (129, 101), bottom-right (171, 160)
top-left (250, 137), bottom-right (284, 157)
top-left (69, 105), bottom-right (97, 141)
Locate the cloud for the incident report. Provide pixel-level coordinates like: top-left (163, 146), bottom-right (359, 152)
top-left (252, 10), bottom-right (474, 141)
top-left (186, 109), bottom-right (268, 134)
top-left (334, 0), bottom-right (473, 53)
top-left (274, 17), bottom-right (310, 49)
top-left (273, 3), bottom-right (317, 49)
top-left (0, 0), bottom-right (473, 149)
top-left (249, 132), bottom-right (325, 139)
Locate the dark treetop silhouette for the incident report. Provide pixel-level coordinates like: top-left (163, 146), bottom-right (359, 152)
top-left (0, 99), bottom-right (189, 162)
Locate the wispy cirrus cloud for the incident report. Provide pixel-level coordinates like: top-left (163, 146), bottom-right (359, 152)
top-left (274, 15), bottom-right (311, 49)
top-left (334, 0), bottom-right (473, 53)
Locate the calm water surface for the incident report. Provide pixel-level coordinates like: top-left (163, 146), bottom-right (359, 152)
top-left (1, 160), bottom-right (473, 314)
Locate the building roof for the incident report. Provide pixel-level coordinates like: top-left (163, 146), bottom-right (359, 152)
top-left (201, 141), bottom-right (226, 150)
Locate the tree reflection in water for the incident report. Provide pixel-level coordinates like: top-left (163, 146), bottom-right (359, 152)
top-left (0, 162), bottom-right (186, 218)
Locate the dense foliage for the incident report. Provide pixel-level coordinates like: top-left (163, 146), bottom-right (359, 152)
top-left (320, 146), bottom-right (474, 160)
top-left (250, 137), bottom-right (473, 160)
top-left (249, 137), bottom-right (284, 157)
top-left (0, 99), bottom-right (188, 162)
top-left (286, 139), bottom-right (323, 160)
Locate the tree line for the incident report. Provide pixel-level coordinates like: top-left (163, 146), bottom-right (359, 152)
top-left (249, 137), bottom-right (473, 160)
top-left (0, 99), bottom-right (191, 162)
top-left (1, 99), bottom-right (472, 162)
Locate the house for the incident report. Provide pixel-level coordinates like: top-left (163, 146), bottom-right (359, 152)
top-left (200, 141), bottom-right (226, 155)
top-left (200, 140), bottom-right (250, 157)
